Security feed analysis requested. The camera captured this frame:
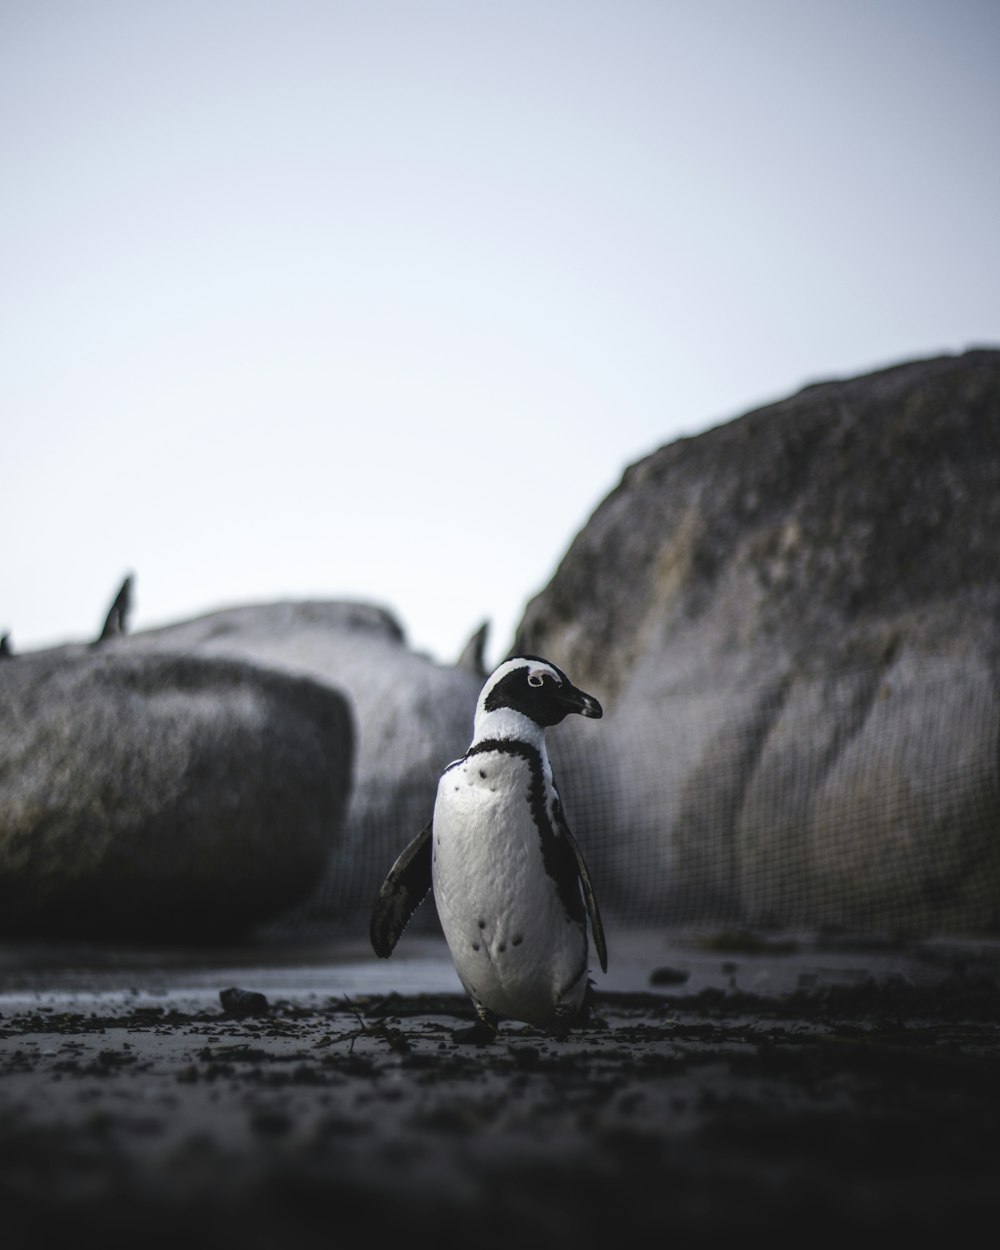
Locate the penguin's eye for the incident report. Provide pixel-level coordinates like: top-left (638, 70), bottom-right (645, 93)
top-left (527, 673), bottom-right (545, 688)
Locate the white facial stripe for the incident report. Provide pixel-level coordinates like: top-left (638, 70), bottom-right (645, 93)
top-left (527, 663), bottom-right (559, 687)
top-left (480, 658), bottom-right (560, 705)
top-left (483, 658), bottom-right (525, 692)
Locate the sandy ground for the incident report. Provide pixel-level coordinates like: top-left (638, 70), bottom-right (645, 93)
top-left (2, 925), bottom-right (1000, 1248)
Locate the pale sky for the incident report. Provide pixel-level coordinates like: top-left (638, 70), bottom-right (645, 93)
top-left (3, 0), bottom-right (998, 668)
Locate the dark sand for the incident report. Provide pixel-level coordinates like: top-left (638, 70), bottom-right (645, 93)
top-left (2, 926), bottom-right (999, 1248)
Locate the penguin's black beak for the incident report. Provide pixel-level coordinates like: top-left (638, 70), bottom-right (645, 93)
top-left (560, 683), bottom-right (603, 720)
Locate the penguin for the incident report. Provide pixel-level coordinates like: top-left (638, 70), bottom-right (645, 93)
top-left (371, 655), bottom-right (607, 1043)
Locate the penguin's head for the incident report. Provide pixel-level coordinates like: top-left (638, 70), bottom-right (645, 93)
top-left (478, 656), bottom-right (603, 729)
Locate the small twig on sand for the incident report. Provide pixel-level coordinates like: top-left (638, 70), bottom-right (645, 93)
top-left (342, 994), bottom-right (411, 1055)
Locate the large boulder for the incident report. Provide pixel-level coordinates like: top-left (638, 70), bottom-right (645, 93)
top-left (111, 601), bottom-right (484, 923)
top-left (516, 349), bottom-right (1000, 935)
top-left (0, 649), bottom-right (353, 941)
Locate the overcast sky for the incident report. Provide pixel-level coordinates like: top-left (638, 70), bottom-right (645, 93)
top-left (3, 0), bottom-right (998, 668)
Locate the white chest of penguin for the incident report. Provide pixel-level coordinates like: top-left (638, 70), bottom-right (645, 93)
top-left (433, 749), bottom-right (546, 891)
top-left (431, 747), bottom-right (585, 1021)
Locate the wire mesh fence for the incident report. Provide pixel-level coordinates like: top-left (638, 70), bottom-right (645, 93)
top-left (307, 653), bottom-right (1000, 941)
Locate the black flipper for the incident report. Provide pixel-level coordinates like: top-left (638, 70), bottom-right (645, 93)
top-left (370, 822), bottom-right (433, 958)
top-left (553, 795), bottom-right (608, 974)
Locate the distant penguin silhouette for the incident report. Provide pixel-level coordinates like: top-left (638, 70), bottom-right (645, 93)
top-left (94, 573), bottom-right (133, 644)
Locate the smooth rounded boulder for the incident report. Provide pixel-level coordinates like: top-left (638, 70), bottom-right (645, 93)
top-left (0, 648), bottom-right (353, 940)
top-left (517, 349), bottom-right (1000, 935)
top-left (111, 600), bottom-right (484, 925)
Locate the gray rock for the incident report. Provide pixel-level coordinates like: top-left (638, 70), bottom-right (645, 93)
top-left (736, 653), bottom-right (1000, 933)
top-left (0, 648), bottom-right (353, 940)
top-left (519, 349), bottom-right (1000, 934)
top-left (112, 600), bottom-right (483, 923)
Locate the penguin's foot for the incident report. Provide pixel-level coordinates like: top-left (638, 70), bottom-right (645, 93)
top-left (547, 981), bottom-right (602, 1039)
top-left (453, 1000), bottom-right (499, 1044)
top-left (451, 1020), bottom-right (498, 1045)
top-left (549, 1009), bottom-right (574, 1041)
